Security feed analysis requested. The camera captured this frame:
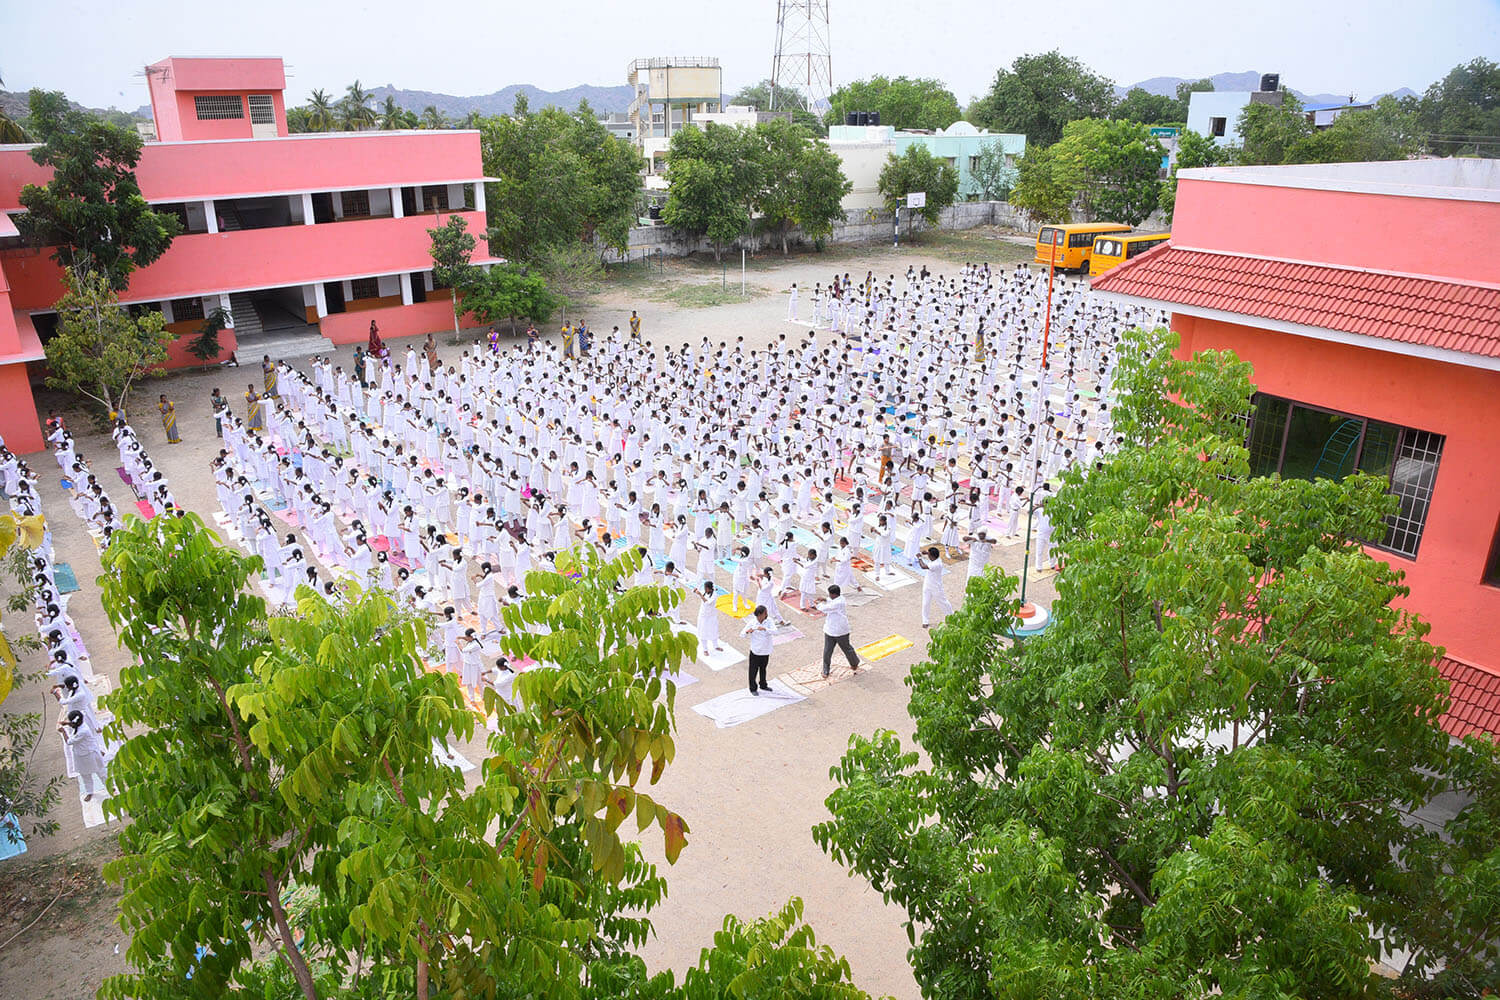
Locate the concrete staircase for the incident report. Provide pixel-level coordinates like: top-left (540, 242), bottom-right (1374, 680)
top-left (227, 292), bottom-right (263, 340)
top-left (217, 203), bottom-right (243, 231)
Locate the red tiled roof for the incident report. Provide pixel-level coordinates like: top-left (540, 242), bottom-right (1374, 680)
top-left (1090, 245), bottom-right (1500, 360)
top-left (1437, 656), bottom-right (1500, 740)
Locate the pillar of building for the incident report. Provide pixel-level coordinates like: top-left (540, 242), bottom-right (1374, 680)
top-left (302, 192), bottom-right (315, 225)
top-left (473, 183), bottom-right (485, 214)
top-left (399, 273), bottom-right (413, 306)
top-left (219, 293), bottom-right (233, 326)
top-left (313, 283), bottom-right (328, 319)
top-left (204, 199), bottom-right (218, 235)
top-left (391, 186), bottom-right (404, 219)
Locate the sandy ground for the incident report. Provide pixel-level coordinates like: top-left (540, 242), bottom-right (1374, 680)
top-left (0, 232), bottom-right (1061, 998)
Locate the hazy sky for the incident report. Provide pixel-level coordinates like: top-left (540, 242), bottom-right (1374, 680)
top-left (3, 0), bottom-right (1497, 110)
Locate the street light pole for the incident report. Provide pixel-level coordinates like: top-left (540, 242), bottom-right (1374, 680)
top-left (1041, 234), bottom-right (1058, 373)
top-left (1017, 484), bottom-right (1042, 611)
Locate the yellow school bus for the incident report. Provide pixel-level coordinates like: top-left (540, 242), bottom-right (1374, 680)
top-left (1088, 232), bottom-right (1171, 276)
top-left (1034, 222), bottom-right (1131, 273)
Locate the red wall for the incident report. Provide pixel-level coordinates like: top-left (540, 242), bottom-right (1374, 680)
top-left (0, 363), bottom-right (42, 454)
top-left (1173, 178), bottom-right (1500, 285)
top-left (320, 299), bottom-right (481, 346)
top-left (0, 131), bottom-right (483, 210)
top-left (2, 211), bottom-right (488, 309)
top-left (1175, 313), bottom-right (1500, 665)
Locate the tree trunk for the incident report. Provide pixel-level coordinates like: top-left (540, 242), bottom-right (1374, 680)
top-left (265, 868), bottom-right (319, 1000)
top-left (450, 289), bottom-right (460, 338)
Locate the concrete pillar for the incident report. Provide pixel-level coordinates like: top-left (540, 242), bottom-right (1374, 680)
top-left (161, 300), bottom-right (175, 324)
top-left (399, 273), bottom-right (413, 307)
top-left (219, 293), bottom-right (233, 326)
top-left (391, 186), bottom-right (404, 219)
top-left (313, 283), bottom-right (328, 319)
top-left (205, 199), bottom-right (218, 235)
top-left (302, 192), bottom-right (315, 225)
top-left (473, 182), bottom-right (485, 214)
top-left (331, 191), bottom-right (344, 218)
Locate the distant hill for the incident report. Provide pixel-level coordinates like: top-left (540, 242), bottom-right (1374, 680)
top-left (366, 82), bottom-right (637, 118)
top-left (1, 89), bottom-right (146, 127)
top-left (1117, 72), bottom-right (1417, 106)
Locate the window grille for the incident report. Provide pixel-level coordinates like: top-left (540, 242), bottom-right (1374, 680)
top-left (349, 277), bottom-right (380, 300)
top-left (170, 297), bottom-right (205, 322)
top-left (194, 95), bottom-right (244, 120)
top-left (248, 95), bottom-right (275, 125)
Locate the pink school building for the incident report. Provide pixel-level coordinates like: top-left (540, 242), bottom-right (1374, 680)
top-left (1093, 158), bottom-right (1500, 740)
top-left (0, 57), bottom-right (499, 453)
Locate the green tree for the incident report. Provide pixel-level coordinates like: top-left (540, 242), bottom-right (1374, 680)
top-left (1158, 127), bottom-right (1226, 225)
top-left (968, 51), bottom-right (1116, 146)
top-left (1058, 117), bottom-right (1164, 225)
top-left (481, 105), bottom-right (645, 261)
top-left (747, 119), bottom-right (851, 253)
top-left (427, 214), bottom-right (479, 338)
top-left (419, 105), bottom-right (448, 129)
top-left (460, 263), bottom-right (557, 331)
top-left (1174, 78), bottom-right (1214, 109)
top-left (816, 327), bottom-right (1500, 1000)
top-left (377, 95), bottom-right (404, 130)
top-left (1113, 87), bottom-right (1181, 125)
top-left (183, 305), bottom-right (232, 363)
top-left (339, 80), bottom-right (376, 131)
top-left (825, 75), bottom-right (962, 132)
top-left (791, 135), bottom-right (852, 250)
top-left (305, 89), bottom-right (336, 131)
top-left (535, 242), bottom-right (604, 314)
top-left (970, 142), bottom-right (1017, 201)
top-left (284, 106), bottom-right (313, 133)
top-left (1419, 57), bottom-right (1500, 156)
top-left (1235, 93), bottom-right (1311, 165)
top-left (876, 144), bottom-right (958, 225)
top-left (729, 78), bottom-right (783, 110)
top-left (1285, 95), bottom-right (1420, 163)
top-left (44, 268), bottom-right (171, 418)
top-left (1007, 143), bottom-right (1080, 224)
top-left (17, 89), bottom-right (181, 291)
top-left (662, 123), bottom-right (760, 261)
top-left (97, 513), bottom-right (877, 1000)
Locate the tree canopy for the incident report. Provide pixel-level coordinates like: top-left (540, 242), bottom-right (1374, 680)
top-left (97, 512), bottom-right (882, 1000)
top-left (816, 327), bottom-right (1500, 1000)
top-left (876, 145), bottom-right (958, 224)
top-left (44, 267), bottom-right (172, 418)
top-left (427, 214), bottom-right (479, 337)
top-left (17, 89), bottom-right (181, 291)
top-left (825, 75), bottom-right (962, 132)
top-left (662, 123), bottom-right (759, 261)
top-left (481, 104), bottom-right (645, 260)
top-left (1008, 118), bottom-right (1163, 226)
top-left (460, 263), bottom-right (557, 331)
top-left (968, 51), bottom-right (1117, 146)
top-left (749, 119), bottom-right (852, 253)
top-left (1418, 56), bottom-right (1500, 156)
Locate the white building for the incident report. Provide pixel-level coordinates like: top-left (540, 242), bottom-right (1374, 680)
top-left (1187, 89), bottom-right (1285, 147)
top-left (825, 121), bottom-right (1026, 211)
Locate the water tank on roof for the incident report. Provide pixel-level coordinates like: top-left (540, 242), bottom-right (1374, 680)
top-left (870, 111), bottom-right (880, 126)
top-left (857, 111), bottom-right (870, 126)
top-left (1260, 73), bottom-right (1280, 92)
top-left (846, 112), bottom-right (858, 126)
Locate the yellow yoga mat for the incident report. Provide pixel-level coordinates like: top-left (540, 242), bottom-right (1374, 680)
top-left (856, 634), bottom-right (914, 661)
top-left (715, 593), bottom-right (756, 619)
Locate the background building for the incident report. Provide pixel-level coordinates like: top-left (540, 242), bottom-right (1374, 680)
top-left (826, 121), bottom-right (1025, 210)
top-left (0, 56), bottom-right (501, 453)
top-left (1187, 81), bottom-right (1285, 147)
top-left (1092, 157), bottom-right (1500, 740)
top-left (626, 57), bottom-right (723, 190)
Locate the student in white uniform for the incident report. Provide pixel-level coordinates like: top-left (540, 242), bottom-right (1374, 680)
top-left (696, 580), bottom-right (724, 654)
top-left (916, 545), bottom-right (955, 629)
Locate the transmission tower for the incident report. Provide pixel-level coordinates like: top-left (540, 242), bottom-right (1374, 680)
top-left (770, 1), bottom-right (832, 114)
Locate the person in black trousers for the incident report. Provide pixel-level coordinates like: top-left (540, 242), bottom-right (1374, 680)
top-left (741, 604), bottom-right (775, 695)
top-left (816, 584), bottom-right (861, 678)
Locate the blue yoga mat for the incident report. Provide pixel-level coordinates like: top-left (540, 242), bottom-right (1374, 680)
top-left (54, 562), bottom-right (81, 594)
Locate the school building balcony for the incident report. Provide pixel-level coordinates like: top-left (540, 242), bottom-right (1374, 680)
top-left (0, 209), bottom-right (495, 312)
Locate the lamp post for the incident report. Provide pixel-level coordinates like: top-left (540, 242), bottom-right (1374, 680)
top-left (1041, 230), bottom-right (1059, 373)
top-left (1012, 482), bottom-right (1051, 638)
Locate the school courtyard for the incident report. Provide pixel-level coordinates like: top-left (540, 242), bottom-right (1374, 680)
top-left (0, 233), bottom-right (1056, 1000)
